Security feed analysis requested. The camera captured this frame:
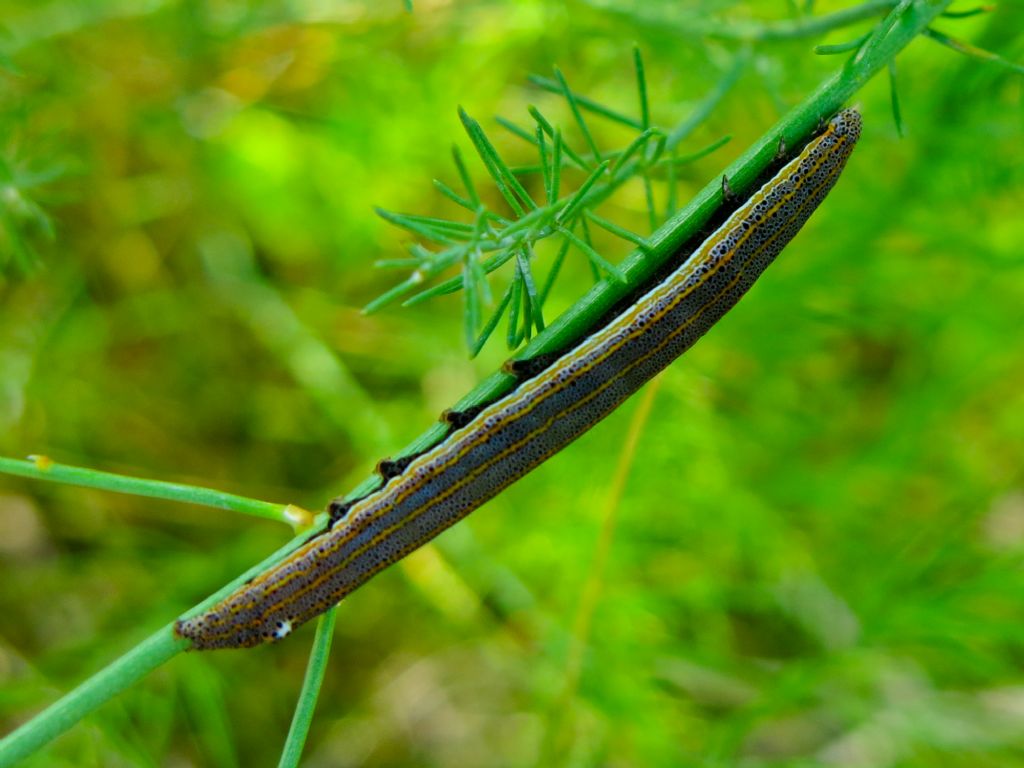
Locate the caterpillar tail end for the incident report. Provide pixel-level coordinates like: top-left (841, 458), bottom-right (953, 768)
top-left (174, 598), bottom-right (298, 651)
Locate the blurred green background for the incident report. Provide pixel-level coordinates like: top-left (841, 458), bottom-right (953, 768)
top-left (1, 1), bottom-right (1022, 765)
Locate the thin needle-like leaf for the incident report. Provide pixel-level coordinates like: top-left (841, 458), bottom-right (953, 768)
top-left (553, 67), bottom-right (603, 163)
top-left (364, 276), bottom-right (422, 314)
top-left (584, 210), bottom-right (652, 251)
top-left (404, 247), bottom-right (518, 306)
top-left (559, 227), bottom-right (626, 284)
top-left (470, 244), bottom-right (493, 306)
top-left (550, 129), bottom-right (563, 203)
top-left (463, 257), bottom-right (482, 351)
top-left (384, 210), bottom-right (477, 238)
top-left (517, 248), bottom-right (545, 333)
top-left (634, 47), bottom-right (650, 130)
top-left (470, 281), bottom-right (515, 357)
top-left (375, 208), bottom-right (463, 244)
top-left (529, 106), bottom-right (590, 170)
top-left (647, 134), bottom-right (731, 179)
top-left (366, 245), bottom-right (468, 312)
top-left (496, 205), bottom-right (556, 240)
top-left (374, 257), bottom-right (423, 269)
top-left (496, 116), bottom-right (537, 145)
top-left (888, 58), bottom-right (905, 137)
top-left (538, 124), bottom-right (553, 205)
top-left (459, 107), bottom-right (538, 214)
top-left (643, 175), bottom-right (657, 233)
top-left (579, 215), bottom-right (600, 283)
top-left (433, 178), bottom-right (474, 211)
top-left (666, 148), bottom-right (677, 217)
top-left (527, 75), bottom-right (643, 129)
top-left (609, 128), bottom-right (660, 176)
top-left (518, 265), bottom-right (534, 345)
top-left (941, 5), bottom-right (995, 19)
top-left (506, 269), bottom-right (522, 348)
top-left (451, 145), bottom-right (480, 208)
top-left (645, 133), bottom-right (667, 166)
top-left (459, 108), bottom-right (527, 216)
top-left (557, 160), bottom-right (610, 225)
top-left (923, 27), bottom-right (1024, 75)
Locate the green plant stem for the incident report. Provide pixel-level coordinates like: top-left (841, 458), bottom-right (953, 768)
top-left (277, 609), bottom-right (338, 768)
top-left (0, 531), bottom-right (313, 767)
top-left (0, 1), bottom-right (955, 762)
top-left (0, 456), bottom-right (294, 523)
top-left (0, 628), bottom-right (184, 768)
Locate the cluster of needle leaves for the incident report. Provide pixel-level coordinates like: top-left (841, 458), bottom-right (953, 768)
top-left (366, 48), bottom-right (730, 357)
top-left (366, 3), bottom-right (1016, 360)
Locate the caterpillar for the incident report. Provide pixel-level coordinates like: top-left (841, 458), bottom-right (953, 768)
top-left (176, 108), bottom-right (862, 649)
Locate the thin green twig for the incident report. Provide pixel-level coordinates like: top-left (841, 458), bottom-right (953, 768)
top-left (0, 456), bottom-right (305, 526)
top-left (277, 609), bottom-right (338, 768)
top-left (923, 26), bottom-right (1024, 74)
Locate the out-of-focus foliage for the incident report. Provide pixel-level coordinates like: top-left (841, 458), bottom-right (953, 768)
top-left (1, 1), bottom-right (1022, 766)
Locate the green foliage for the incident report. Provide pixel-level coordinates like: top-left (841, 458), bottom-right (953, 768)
top-left (367, 48), bottom-right (737, 356)
top-left (1, 1), bottom-right (1023, 767)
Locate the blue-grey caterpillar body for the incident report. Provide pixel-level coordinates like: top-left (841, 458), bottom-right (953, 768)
top-left (176, 109), bottom-right (862, 649)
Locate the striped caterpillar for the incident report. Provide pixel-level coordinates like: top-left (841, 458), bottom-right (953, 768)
top-left (176, 108), bottom-right (862, 650)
